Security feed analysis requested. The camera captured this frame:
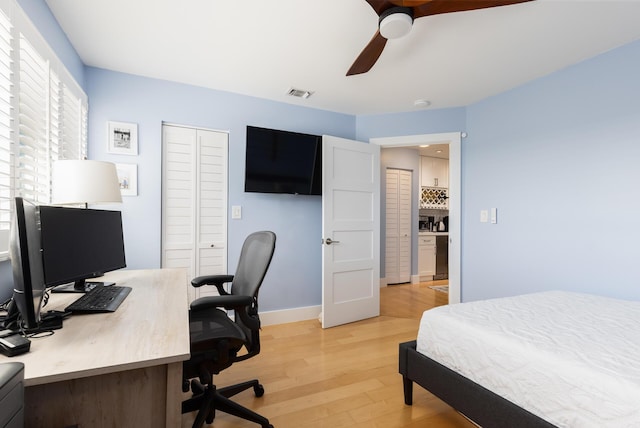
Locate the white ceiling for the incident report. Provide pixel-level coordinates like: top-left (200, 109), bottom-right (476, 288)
top-left (45, 0), bottom-right (640, 116)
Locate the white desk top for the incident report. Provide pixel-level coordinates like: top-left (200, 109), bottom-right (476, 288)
top-left (1, 268), bottom-right (191, 386)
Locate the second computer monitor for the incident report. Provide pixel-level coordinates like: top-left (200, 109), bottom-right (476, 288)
top-left (39, 206), bottom-right (126, 292)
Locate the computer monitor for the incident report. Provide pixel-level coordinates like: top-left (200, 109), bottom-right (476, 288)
top-left (8, 197), bottom-right (46, 331)
top-left (39, 206), bottom-right (127, 292)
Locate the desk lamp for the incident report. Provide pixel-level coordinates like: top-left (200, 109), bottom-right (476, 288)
top-left (52, 160), bottom-right (122, 206)
top-left (49, 160), bottom-right (123, 293)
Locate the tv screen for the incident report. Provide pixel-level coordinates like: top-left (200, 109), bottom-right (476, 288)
top-left (8, 197), bottom-right (46, 330)
top-left (245, 126), bottom-right (322, 195)
top-left (39, 206), bottom-right (126, 291)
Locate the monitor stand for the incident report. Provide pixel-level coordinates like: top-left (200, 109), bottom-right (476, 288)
top-left (52, 278), bottom-right (115, 293)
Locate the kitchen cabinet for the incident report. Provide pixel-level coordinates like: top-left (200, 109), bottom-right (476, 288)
top-left (420, 156), bottom-right (448, 188)
top-left (418, 235), bottom-right (436, 278)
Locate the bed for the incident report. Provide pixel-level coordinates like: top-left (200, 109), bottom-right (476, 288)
top-left (399, 291), bottom-right (640, 428)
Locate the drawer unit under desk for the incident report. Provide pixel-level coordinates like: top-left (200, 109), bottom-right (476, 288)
top-left (419, 236), bottom-right (436, 246)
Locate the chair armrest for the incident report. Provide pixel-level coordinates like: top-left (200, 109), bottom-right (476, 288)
top-left (190, 295), bottom-right (252, 312)
top-left (191, 274), bottom-right (234, 295)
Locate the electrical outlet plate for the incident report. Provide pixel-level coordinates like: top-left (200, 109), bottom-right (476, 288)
top-left (231, 205), bottom-right (242, 219)
top-left (480, 210), bottom-right (488, 223)
top-left (490, 208), bottom-right (497, 224)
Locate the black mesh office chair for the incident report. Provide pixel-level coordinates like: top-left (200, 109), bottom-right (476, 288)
top-left (182, 231), bottom-right (276, 428)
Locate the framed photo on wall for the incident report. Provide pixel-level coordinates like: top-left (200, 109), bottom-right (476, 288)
top-left (115, 163), bottom-right (138, 196)
top-left (108, 121), bottom-right (138, 155)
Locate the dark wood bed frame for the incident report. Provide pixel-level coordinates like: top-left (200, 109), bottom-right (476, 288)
top-left (399, 340), bottom-right (558, 428)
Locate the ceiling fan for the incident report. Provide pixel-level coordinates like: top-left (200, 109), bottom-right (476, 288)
top-left (347, 0), bottom-right (535, 76)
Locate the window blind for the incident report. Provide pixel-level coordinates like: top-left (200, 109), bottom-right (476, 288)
top-left (0, 8), bottom-right (11, 255)
top-left (0, 0), bottom-right (88, 259)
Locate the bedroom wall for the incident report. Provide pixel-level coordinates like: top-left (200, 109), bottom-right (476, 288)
top-left (462, 38), bottom-right (640, 302)
top-left (17, 0), bottom-right (85, 87)
top-left (9, 0), bottom-right (640, 313)
top-left (0, 0), bottom-right (85, 292)
top-left (85, 67), bottom-right (355, 312)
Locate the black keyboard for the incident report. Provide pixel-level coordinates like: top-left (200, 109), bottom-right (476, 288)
top-left (65, 285), bottom-right (132, 313)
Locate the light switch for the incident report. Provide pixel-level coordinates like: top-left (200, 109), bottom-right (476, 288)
top-left (490, 208), bottom-right (497, 224)
top-left (480, 210), bottom-right (488, 223)
top-left (232, 205), bottom-right (242, 219)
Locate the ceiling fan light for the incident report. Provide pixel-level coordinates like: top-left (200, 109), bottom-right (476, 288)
top-left (379, 8), bottom-right (413, 39)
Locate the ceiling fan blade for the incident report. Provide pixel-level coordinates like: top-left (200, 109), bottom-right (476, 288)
top-left (347, 31), bottom-right (388, 76)
top-left (414, 0), bottom-right (534, 19)
top-left (365, 0), bottom-right (397, 16)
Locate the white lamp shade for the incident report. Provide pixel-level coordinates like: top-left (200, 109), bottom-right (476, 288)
top-left (52, 160), bottom-right (123, 204)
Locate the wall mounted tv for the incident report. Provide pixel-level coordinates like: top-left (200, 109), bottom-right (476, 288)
top-left (245, 126), bottom-right (322, 195)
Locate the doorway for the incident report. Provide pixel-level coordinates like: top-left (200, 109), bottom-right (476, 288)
top-left (370, 132), bottom-right (461, 305)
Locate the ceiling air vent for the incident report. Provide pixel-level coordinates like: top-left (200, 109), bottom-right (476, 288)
top-left (287, 88), bottom-right (314, 99)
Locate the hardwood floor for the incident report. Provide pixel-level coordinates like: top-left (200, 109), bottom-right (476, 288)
top-left (182, 280), bottom-right (475, 428)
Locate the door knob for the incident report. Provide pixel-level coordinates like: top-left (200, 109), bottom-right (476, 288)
top-left (325, 238), bottom-right (340, 245)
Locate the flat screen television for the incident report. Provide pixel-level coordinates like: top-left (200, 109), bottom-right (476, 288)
top-left (244, 126), bottom-right (322, 195)
top-left (8, 197), bottom-right (46, 331)
top-left (39, 206), bottom-right (126, 292)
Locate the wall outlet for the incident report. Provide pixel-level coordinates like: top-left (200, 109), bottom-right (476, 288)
top-left (231, 205), bottom-right (242, 219)
top-left (480, 210), bottom-right (488, 223)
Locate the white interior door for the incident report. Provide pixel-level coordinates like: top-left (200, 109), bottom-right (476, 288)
top-left (322, 135), bottom-right (380, 328)
top-left (385, 169), bottom-right (412, 284)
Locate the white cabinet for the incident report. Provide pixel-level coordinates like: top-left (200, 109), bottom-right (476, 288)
top-left (161, 125), bottom-right (228, 303)
top-left (420, 156), bottom-right (448, 188)
top-left (418, 235), bottom-right (436, 278)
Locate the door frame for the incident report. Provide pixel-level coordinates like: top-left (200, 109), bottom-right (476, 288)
top-left (370, 132), bottom-right (461, 304)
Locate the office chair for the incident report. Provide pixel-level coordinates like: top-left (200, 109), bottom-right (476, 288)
top-left (182, 231), bottom-right (276, 428)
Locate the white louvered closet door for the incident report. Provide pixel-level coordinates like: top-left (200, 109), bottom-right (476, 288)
top-left (385, 169), bottom-right (412, 284)
top-left (162, 124), bottom-right (228, 303)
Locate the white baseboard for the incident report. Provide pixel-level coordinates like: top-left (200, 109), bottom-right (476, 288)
top-left (380, 277), bottom-right (387, 288)
top-left (411, 275), bottom-right (420, 284)
top-left (260, 305), bottom-right (321, 327)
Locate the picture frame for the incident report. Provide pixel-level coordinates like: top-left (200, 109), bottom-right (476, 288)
top-left (107, 121), bottom-right (138, 155)
top-left (115, 163), bottom-right (138, 196)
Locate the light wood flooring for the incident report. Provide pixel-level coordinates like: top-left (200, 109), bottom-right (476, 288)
top-left (182, 280), bottom-right (475, 428)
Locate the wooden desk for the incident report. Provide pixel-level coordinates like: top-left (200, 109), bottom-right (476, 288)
top-left (1, 268), bottom-right (190, 427)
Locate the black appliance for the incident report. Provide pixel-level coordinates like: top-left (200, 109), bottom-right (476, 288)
top-left (435, 236), bottom-right (449, 280)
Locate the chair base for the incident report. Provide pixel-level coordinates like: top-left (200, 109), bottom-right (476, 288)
top-left (182, 379), bottom-right (272, 428)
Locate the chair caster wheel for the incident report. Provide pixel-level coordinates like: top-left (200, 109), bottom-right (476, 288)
top-left (254, 384), bottom-right (265, 397)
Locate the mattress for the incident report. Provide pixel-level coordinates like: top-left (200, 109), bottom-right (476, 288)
top-left (416, 291), bottom-right (640, 428)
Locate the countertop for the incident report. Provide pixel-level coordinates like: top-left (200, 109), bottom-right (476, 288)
top-left (419, 230), bottom-right (449, 236)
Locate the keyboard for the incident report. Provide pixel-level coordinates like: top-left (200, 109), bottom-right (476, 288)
top-left (65, 285), bottom-right (132, 313)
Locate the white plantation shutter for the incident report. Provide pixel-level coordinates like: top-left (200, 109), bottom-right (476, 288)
top-left (0, 8), bottom-right (12, 256)
top-left (17, 33), bottom-right (49, 203)
top-left (60, 83), bottom-right (83, 160)
top-left (0, 0), bottom-right (88, 259)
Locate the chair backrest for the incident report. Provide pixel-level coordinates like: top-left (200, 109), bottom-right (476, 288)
top-left (231, 231), bottom-right (275, 349)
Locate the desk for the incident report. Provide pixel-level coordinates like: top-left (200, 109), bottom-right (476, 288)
top-left (0, 268), bottom-right (190, 427)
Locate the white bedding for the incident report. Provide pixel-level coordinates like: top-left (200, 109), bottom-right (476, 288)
top-left (416, 291), bottom-right (640, 427)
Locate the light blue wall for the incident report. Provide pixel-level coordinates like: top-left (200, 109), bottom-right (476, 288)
top-left (85, 67), bottom-right (354, 312)
top-left (17, 0), bottom-right (85, 87)
top-left (462, 38), bottom-right (640, 302)
top-left (9, 0), bottom-right (640, 312)
top-left (0, 0), bottom-right (85, 290)
top-left (355, 107), bottom-right (466, 142)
